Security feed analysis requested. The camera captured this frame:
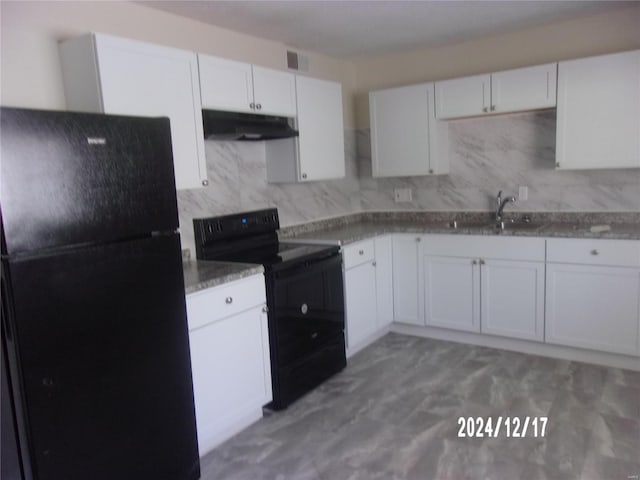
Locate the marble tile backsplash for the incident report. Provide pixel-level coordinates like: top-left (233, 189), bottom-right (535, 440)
top-left (177, 131), bottom-right (361, 254)
top-left (358, 111), bottom-right (640, 213)
top-left (177, 111), bottom-right (639, 254)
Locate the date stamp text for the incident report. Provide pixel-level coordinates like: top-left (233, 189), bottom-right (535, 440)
top-left (456, 416), bottom-right (548, 438)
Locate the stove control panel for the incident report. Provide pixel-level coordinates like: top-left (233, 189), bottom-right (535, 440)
top-left (193, 208), bottom-right (280, 246)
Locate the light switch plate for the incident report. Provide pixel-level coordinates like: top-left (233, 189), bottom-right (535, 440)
top-left (518, 185), bottom-right (528, 201)
top-left (394, 188), bottom-right (412, 203)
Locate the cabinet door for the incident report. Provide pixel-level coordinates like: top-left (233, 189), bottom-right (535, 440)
top-left (546, 264), bottom-right (640, 356)
top-left (345, 261), bottom-right (378, 350)
top-left (556, 50), bottom-right (640, 170)
top-left (392, 235), bottom-right (424, 325)
top-left (198, 54), bottom-right (254, 113)
top-left (370, 84), bottom-right (432, 176)
top-left (295, 76), bottom-right (345, 181)
top-left (480, 259), bottom-right (545, 341)
top-left (435, 74), bottom-right (490, 119)
top-left (374, 236), bottom-right (394, 327)
top-left (491, 63), bottom-right (557, 114)
top-left (252, 66), bottom-right (297, 117)
top-left (93, 35), bottom-right (207, 190)
top-left (189, 305), bottom-right (272, 455)
top-left (424, 256), bottom-right (480, 332)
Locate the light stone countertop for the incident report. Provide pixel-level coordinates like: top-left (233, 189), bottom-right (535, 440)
top-left (183, 211), bottom-right (639, 293)
top-left (279, 211), bottom-right (640, 245)
top-left (183, 259), bottom-right (263, 294)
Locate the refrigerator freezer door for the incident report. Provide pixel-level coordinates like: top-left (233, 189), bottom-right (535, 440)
top-left (0, 107), bottom-right (179, 256)
top-left (2, 234), bottom-right (199, 480)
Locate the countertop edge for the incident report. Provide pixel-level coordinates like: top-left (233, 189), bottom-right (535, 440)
top-left (183, 261), bottom-right (264, 295)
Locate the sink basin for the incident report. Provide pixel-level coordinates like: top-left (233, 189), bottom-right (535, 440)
top-left (447, 221), bottom-right (493, 230)
top-left (448, 218), bottom-right (545, 232)
top-left (500, 219), bottom-right (545, 231)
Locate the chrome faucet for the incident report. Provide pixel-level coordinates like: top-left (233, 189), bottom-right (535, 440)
top-left (495, 190), bottom-right (516, 224)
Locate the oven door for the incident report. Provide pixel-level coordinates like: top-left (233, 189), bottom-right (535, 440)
top-left (267, 252), bottom-right (345, 368)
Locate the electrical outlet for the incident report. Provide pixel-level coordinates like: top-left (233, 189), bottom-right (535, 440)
top-left (394, 188), bottom-right (412, 203)
top-left (518, 185), bottom-right (528, 201)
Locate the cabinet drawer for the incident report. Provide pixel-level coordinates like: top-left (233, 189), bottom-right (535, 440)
top-left (547, 238), bottom-right (640, 267)
top-left (343, 239), bottom-right (375, 269)
top-left (187, 274), bottom-right (266, 330)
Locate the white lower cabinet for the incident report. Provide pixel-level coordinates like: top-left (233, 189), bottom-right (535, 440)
top-left (424, 255), bottom-right (479, 332)
top-left (374, 236), bottom-right (394, 327)
top-left (545, 239), bottom-right (640, 356)
top-left (392, 235), bottom-right (424, 326)
top-left (186, 274), bottom-right (272, 456)
top-left (345, 259), bottom-right (378, 349)
top-left (420, 235), bottom-right (546, 340)
top-left (343, 236), bottom-right (394, 354)
top-left (423, 256), bottom-right (544, 339)
top-left (480, 259), bottom-right (545, 341)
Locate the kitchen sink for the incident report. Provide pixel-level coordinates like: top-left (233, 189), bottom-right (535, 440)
top-left (448, 217), bottom-right (545, 232)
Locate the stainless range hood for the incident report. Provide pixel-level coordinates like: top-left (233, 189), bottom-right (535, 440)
top-left (202, 109), bottom-right (299, 141)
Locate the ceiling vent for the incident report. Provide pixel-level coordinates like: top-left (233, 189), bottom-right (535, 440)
top-left (287, 50), bottom-right (309, 72)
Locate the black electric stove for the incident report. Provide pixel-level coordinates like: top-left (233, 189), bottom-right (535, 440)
top-left (193, 209), bottom-right (346, 409)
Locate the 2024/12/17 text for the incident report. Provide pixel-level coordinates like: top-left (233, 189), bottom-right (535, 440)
top-left (457, 416), bottom-right (548, 438)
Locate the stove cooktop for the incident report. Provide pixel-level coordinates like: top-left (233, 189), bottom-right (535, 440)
top-left (211, 241), bottom-right (339, 270)
top-left (193, 209), bottom-right (342, 270)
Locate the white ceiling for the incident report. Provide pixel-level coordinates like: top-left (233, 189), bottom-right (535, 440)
top-left (138, 1), bottom-right (633, 59)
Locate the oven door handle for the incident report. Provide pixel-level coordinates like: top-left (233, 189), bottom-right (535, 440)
top-left (273, 252), bottom-right (341, 280)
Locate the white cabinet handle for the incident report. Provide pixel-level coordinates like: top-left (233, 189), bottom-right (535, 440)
top-left (201, 179), bottom-right (209, 186)
top-left (256, 103), bottom-right (262, 110)
top-left (482, 107), bottom-right (488, 113)
top-left (262, 305), bottom-right (269, 313)
top-left (372, 261), bottom-right (377, 267)
top-left (302, 173), bottom-right (308, 179)
top-left (590, 249), bottom-right (599, 256)
top-left (480, 259), bottom-right (485, 265)
top-left (472, 259), bottom-right (478, 265)
top-left (225, 296), bottom-right (233, 304)
top-left (490, 105), bottom-right (496, 112)
top-left (249, 102), bottom-right (255, 110)
top-left (359, 250), bottom-right (364, 255)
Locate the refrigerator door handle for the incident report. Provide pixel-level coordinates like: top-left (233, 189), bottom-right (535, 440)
top-left (1, 278), bottom-right (14, 342)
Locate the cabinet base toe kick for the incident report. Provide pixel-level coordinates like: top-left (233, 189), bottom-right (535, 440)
top-left (391, 323), bottom-right (640, 372)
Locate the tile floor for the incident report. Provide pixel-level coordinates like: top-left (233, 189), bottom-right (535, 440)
top-left (200, 333), bottom-right (640, 480)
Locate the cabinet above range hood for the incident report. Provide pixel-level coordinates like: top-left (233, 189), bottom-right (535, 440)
top-left (202, 109), bottom-right (299, 141)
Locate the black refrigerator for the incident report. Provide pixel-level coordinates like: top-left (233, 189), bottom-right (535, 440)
top-left (0, 107), bottom-right (200, 479)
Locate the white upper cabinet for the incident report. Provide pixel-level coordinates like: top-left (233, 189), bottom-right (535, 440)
top-left (198, 56), bottom-right (253, 113)
top-left (198, 54), bottom-right (297, 117)
top-left (369, 83), bottom-right (448, 177)
top-left (556, 50), bottom-right (640, 170)
top-left (435, 63), bottom-right (557, 119)
top-left (59, 33), bottom-right (208, 190)
top-left (296, 76), bottom-right (345, 181)
top-left (435, 74), bottom-right (491, 119)
top-left (251, 66), bottom-right (297, 117)
top-left (491, 63), bottom-right (557, 114)
top-left (266, 75), bottom-right (345, 182)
